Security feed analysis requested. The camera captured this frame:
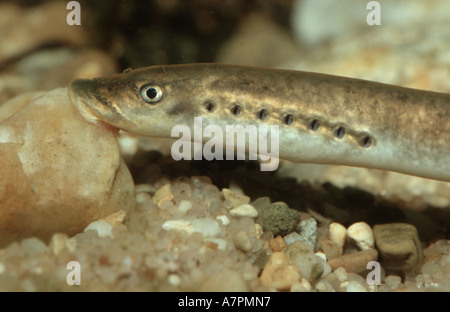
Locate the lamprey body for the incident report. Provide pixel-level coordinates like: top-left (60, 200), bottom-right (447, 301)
top-left (69, 63), bottom-right (450, 182)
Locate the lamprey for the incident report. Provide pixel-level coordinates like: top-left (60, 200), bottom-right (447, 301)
top-left (68, 63), bottom-right (450, 182)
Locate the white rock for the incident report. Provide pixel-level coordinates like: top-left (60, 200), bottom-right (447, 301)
top-left (216, 215), bottom-right (230, 226)
top-left (229, 204), bottom-right (258, 218)
top-left (191, 218), bottom-right (221, 237)
top-left (315, 252), bottom-right (327, 261)
top-left (162, 218), bottom-right (221, 238)
top-left (162, 220), bottom-right (193, 233)
top-left (84, 220), bottom-right (113, 238)
top-left (329, 222), bottom-right (347, 247)
top-left (347, 221), bottom-right (374, 250)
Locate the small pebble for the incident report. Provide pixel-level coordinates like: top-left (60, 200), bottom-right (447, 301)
top-left (270, 236), bottom-right (287, 252)
top-left (329, 222), bottom-right (347, 247)
top-left (153, 184), bottom-right (174, 207)
top-left (347, 221), bottom-right (374, 250)
top-left (256, 202), bottom-right (300, 236)
top-left (296, 217), bottom-right (317, 249)
top-left (84, 220), bottom-right (113, 238)
top-left (233, 230), bottom-right (252, 252)
top-left (216, 215), bottom-right (230, 226)
top-left (327, 248), bottom-right (378, 273)
top-left (334, 267), bottom-right (348, 282)
top-left (49, 232), bottom-right (74, 255)
top-left (162, 218), bottom-right (221, 238)
top-left (260, 252), bottom-right (301, 290)
top-left (283, 231), bottom-right (304, 245)
top-left (168, 274), bottom-right (181, 286)
top-left (20, 237), bottom-right (49, 256)
top-left (290, 278), bottom-right (312, 292)
top-left (319, 238), bottom-right (343, 259)
top-left (373, 223), bottom-right (423, 271)
top-left (385, 275), bottom-right (402, 291)
top-left (315, 279), bottom-right (335, 292)
top-left (204, 238), bottom-right (227, 250)
top-left (100, 209), bottom-right (127, 226)
top-left (284, 241), bottom-right (324, 282)
top-left (229, 204), bottom-right (258, 218)
top-left (178, 200), bottom-right (193, 213)
top-left (222, 188), bottom-right (250, 207)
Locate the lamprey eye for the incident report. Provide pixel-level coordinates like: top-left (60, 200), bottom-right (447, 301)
top-left (141, 85), bottom-right (163, 103)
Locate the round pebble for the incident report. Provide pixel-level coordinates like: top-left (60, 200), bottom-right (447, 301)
top-left (233, 230), bottom-right (252, 252)
top-left (230, 204), bottom-right (259, 218)
top-left (347, 221), bottom-right (374, 250)
top-left (260, 252), bottom-right (301, 290)
top-left (329, 222), bottom-right (347, 247)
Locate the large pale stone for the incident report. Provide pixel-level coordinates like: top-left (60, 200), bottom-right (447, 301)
top-left (0, 88), bottom-right (135, 247)
top-left (373, 223), bottom-right (423, 272)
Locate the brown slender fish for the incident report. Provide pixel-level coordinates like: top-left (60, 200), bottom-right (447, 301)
top-left (68, 63), bottom-right (450, 182)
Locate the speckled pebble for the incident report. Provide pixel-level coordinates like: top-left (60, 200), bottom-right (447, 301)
top-left (259, 251), bottom-right (301, 290)
top-left (329, 222), bottom-right (347, 247)
top-left (347, 221), bottom-right (374, 250)
top-left (290, 278), bottom-right (312, 292)
top-left (373, 223), bottom-right (423, 272)
top-left (230, 204), bottom-right (258, 218)
top-left (327, 248), bottom-right (378, 273)
top-left (256, 202), bottom-right (300, 236)
top-left (296, 217), bottom-right (317, 249)
top-left (283, 231), bottom-right (304, 245)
